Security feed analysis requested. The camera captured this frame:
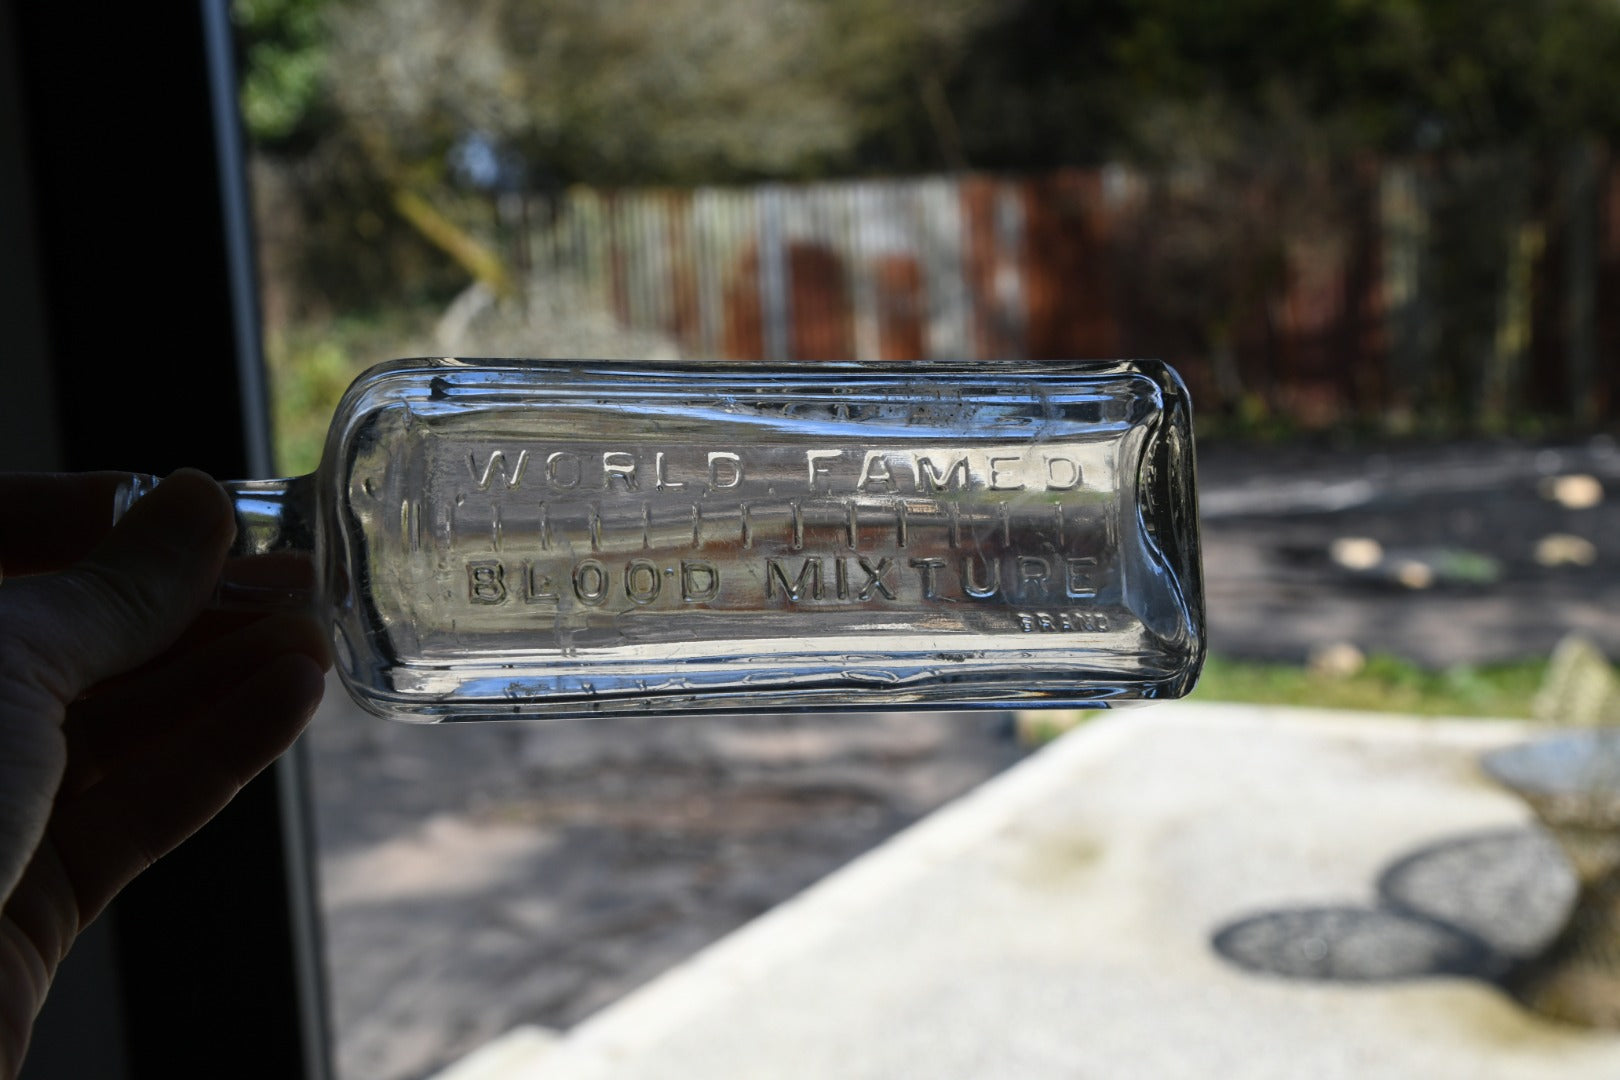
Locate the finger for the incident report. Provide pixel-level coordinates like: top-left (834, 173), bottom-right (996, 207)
top-left (56, 606), bottom-right (290, 708)
top-left (0, 472), bottom-right (229, 910)
top-left (47, 652), bottom-right (325, 924)
top-left (0, 469), bottom-right (234, 707)
top-left (0, 841), bottom-right (78, 1079)
top-left (0, 472), bottom-right (131, 577)
top-left (61, 612), bottom-right (331, 795)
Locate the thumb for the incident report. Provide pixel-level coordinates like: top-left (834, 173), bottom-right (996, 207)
top-left (5, 469), bottom-right (235, 706)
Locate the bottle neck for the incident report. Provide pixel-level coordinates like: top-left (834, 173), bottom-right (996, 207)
top-left (226, 475), bottom-right (318, 558)
top-left (221, 475), bottom-right (321, 611)
top-left (114, 472), bottom-right (320, 611)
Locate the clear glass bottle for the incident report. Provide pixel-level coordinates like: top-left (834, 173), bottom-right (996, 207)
top-left (121, 358), bottom-right (1205, 722)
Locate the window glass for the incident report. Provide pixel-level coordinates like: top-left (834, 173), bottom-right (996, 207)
top-left (237, 1), bottom-right (1620, 1076)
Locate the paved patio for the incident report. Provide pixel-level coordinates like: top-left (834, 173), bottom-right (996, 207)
top-left (434, 702), bottom-right (1620, 1079)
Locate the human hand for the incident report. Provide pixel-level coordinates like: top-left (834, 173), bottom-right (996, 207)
top-left (0, 470), bottom-right (331, 1078)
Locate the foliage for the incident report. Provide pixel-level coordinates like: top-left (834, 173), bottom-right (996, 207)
top-left (235, 0), bottom-right (332, 147)
top-left (263, 307), bottom-right (439, 474)
top-left (254, 0), bottom-right (1620, 182)
top-left (239, 0), bottom-right (1620, 400)
top-left (317, 0), bottom-right (999, 186)
top-left (947, 0), bottom-right (1620, 167)
top-left (935, 1), bottom-right (1620, 426)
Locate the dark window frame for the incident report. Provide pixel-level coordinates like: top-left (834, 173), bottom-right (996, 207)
top-left (4, 1), bottom-right (329, 1076)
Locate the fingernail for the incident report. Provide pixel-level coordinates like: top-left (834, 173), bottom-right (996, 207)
top-left (161, 469), bottom-right (235, 549)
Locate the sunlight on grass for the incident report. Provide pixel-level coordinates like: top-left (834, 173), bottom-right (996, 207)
top-left (1192, 654), bottom-right (1545, 719)
top-left (1018, 654), bottom-right (1544, 748)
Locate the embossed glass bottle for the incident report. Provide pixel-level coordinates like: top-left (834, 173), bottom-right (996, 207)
top-left (126, 358), bottom-right (1204, 721)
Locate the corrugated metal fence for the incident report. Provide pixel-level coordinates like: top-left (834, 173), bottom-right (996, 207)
top-left (519, 160), bottom-right (1620, 428)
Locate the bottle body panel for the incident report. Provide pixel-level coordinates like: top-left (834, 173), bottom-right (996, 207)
top-left (321, 359), bottom-right (1204, 721)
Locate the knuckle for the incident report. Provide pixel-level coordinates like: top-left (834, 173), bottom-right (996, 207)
top-left (0, 592), bottom-right (87, 707)
top-left (63, 558), bottom-right (169, 635)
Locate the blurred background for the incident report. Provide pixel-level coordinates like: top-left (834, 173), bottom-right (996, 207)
top-left (228, 1), bottom-right (1620, 1077)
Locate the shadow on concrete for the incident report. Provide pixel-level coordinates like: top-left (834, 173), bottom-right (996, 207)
top-left (1212, 827), bottom-right (1577, 983)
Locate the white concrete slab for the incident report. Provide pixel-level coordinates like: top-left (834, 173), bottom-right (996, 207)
top-left (426, 1026), bottom-right (560, 1080)
top-left (454, 703), bottom-right (1620, 1078)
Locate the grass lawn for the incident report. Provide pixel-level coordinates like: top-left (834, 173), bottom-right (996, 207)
top-left (1017, 654), bottom-right (1546, 746)
top-left (1192, 654), bottom-right (1544, 719)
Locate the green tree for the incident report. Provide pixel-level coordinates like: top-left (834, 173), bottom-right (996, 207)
top-left (235, 0), bottom-right (332, 148)
top-left (944, 0), bottom-right (1620, 166)
top-left (319, 0), bottom-right (1001, 184)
